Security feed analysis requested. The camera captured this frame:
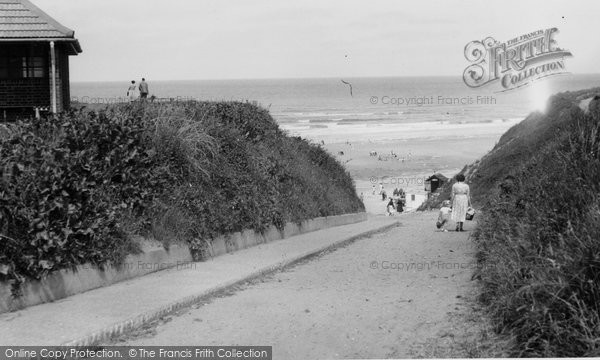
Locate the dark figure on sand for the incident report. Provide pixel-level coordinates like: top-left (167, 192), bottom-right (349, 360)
top-left (396, 198), bottom-right (404, 213)
top-left (386, 198), bottom-right (395, 216)
top-left (451, 174), bottom-right (471, 231)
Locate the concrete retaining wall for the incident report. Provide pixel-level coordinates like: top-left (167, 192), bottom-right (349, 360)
top-left (0, 212), bottom-right (367, 314)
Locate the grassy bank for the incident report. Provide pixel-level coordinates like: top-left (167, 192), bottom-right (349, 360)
top-left (425, 87), bottom-right (600, 356)
top-left (0, 101), bottom-right (363, 295)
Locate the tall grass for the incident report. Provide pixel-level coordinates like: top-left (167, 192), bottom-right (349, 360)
top-left (146, 104), bottom-right (217, 178)
top-left (470, 90), bottom-right (600, 356)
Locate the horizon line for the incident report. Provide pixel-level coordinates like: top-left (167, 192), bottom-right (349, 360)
top-left (71, 72), bottom-right (600, 83)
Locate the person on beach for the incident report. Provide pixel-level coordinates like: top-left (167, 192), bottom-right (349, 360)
top-left (436, 200), bottom-right (452, 232)
top-left (396, 198), bottom-right (404, 213)
top-left (451, 174), bottom-right (471, 231)
top-left (127, 80), bottom-right (137, 102)
top-left (386, 198), bottom-right (395, 216)
top-left (139, 78), bottom-right (149, 100)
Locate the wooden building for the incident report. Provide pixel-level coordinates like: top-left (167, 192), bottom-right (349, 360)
top-left (425, 173), bottom-right (448, 193)
top-left (0, 0), bottom-right (82, 121)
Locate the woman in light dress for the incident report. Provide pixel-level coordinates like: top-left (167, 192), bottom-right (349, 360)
top-left (127, 80), bottom-right (138, 102)
top-left (451, 174), bottom-right (471, 232)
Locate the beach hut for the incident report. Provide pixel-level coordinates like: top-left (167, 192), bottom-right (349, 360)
top-left (425, 173), bottom-right (448, 193)
top-left (0, 0), bottom-right (82, 121)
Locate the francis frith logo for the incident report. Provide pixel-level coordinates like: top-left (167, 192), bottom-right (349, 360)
top-left (463, 28), bottom-right (572, 91)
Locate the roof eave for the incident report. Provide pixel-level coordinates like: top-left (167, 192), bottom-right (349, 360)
top-left (0, 37), bottom-right (82, 55)
top-left (70, 39), bottom-right (82, 54)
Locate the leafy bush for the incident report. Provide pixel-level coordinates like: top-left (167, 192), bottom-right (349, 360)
top-left (0, 101), bottom-right (364, 294)
top-left (0, 111), bottom-right (147, 295)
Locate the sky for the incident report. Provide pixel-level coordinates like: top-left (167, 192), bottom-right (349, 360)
top-left (33, 0), bottom-right (600, 81)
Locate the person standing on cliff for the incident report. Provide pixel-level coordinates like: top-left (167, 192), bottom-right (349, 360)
top-left (139, 78), bottom-right (149, 100)
top-left (451, 174), bottom-right (471, 232)
top-left (127, 80), bottom-right (137, 102)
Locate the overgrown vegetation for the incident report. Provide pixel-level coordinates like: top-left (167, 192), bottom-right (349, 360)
top-left (425, 87), bottom-right (600, 356)
top-left (0, 101), bottom-right (363, 295)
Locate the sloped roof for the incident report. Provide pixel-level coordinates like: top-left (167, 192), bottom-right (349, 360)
top-left (0, 0), bottom-right (81, 53)
top-left (425, 173), bottom-right (449, 182)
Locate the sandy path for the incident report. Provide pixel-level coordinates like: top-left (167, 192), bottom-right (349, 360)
top-left (109, 212), bottom-right (483, 358)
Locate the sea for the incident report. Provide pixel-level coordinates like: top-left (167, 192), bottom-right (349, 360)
top-left (71, 74), bottom-right (600, 143)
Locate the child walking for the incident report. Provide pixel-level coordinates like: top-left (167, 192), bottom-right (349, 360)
top-left (436, 200), bottom-right (452, 232)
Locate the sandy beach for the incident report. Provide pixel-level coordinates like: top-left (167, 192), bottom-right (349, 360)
top-left (281, 119), bottom-right (521, 214)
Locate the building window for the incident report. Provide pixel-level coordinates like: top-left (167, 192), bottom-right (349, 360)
top-left (0, 45), bottom-right (47, 79)
top-left (22, 56), bottom-right (45, 78)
